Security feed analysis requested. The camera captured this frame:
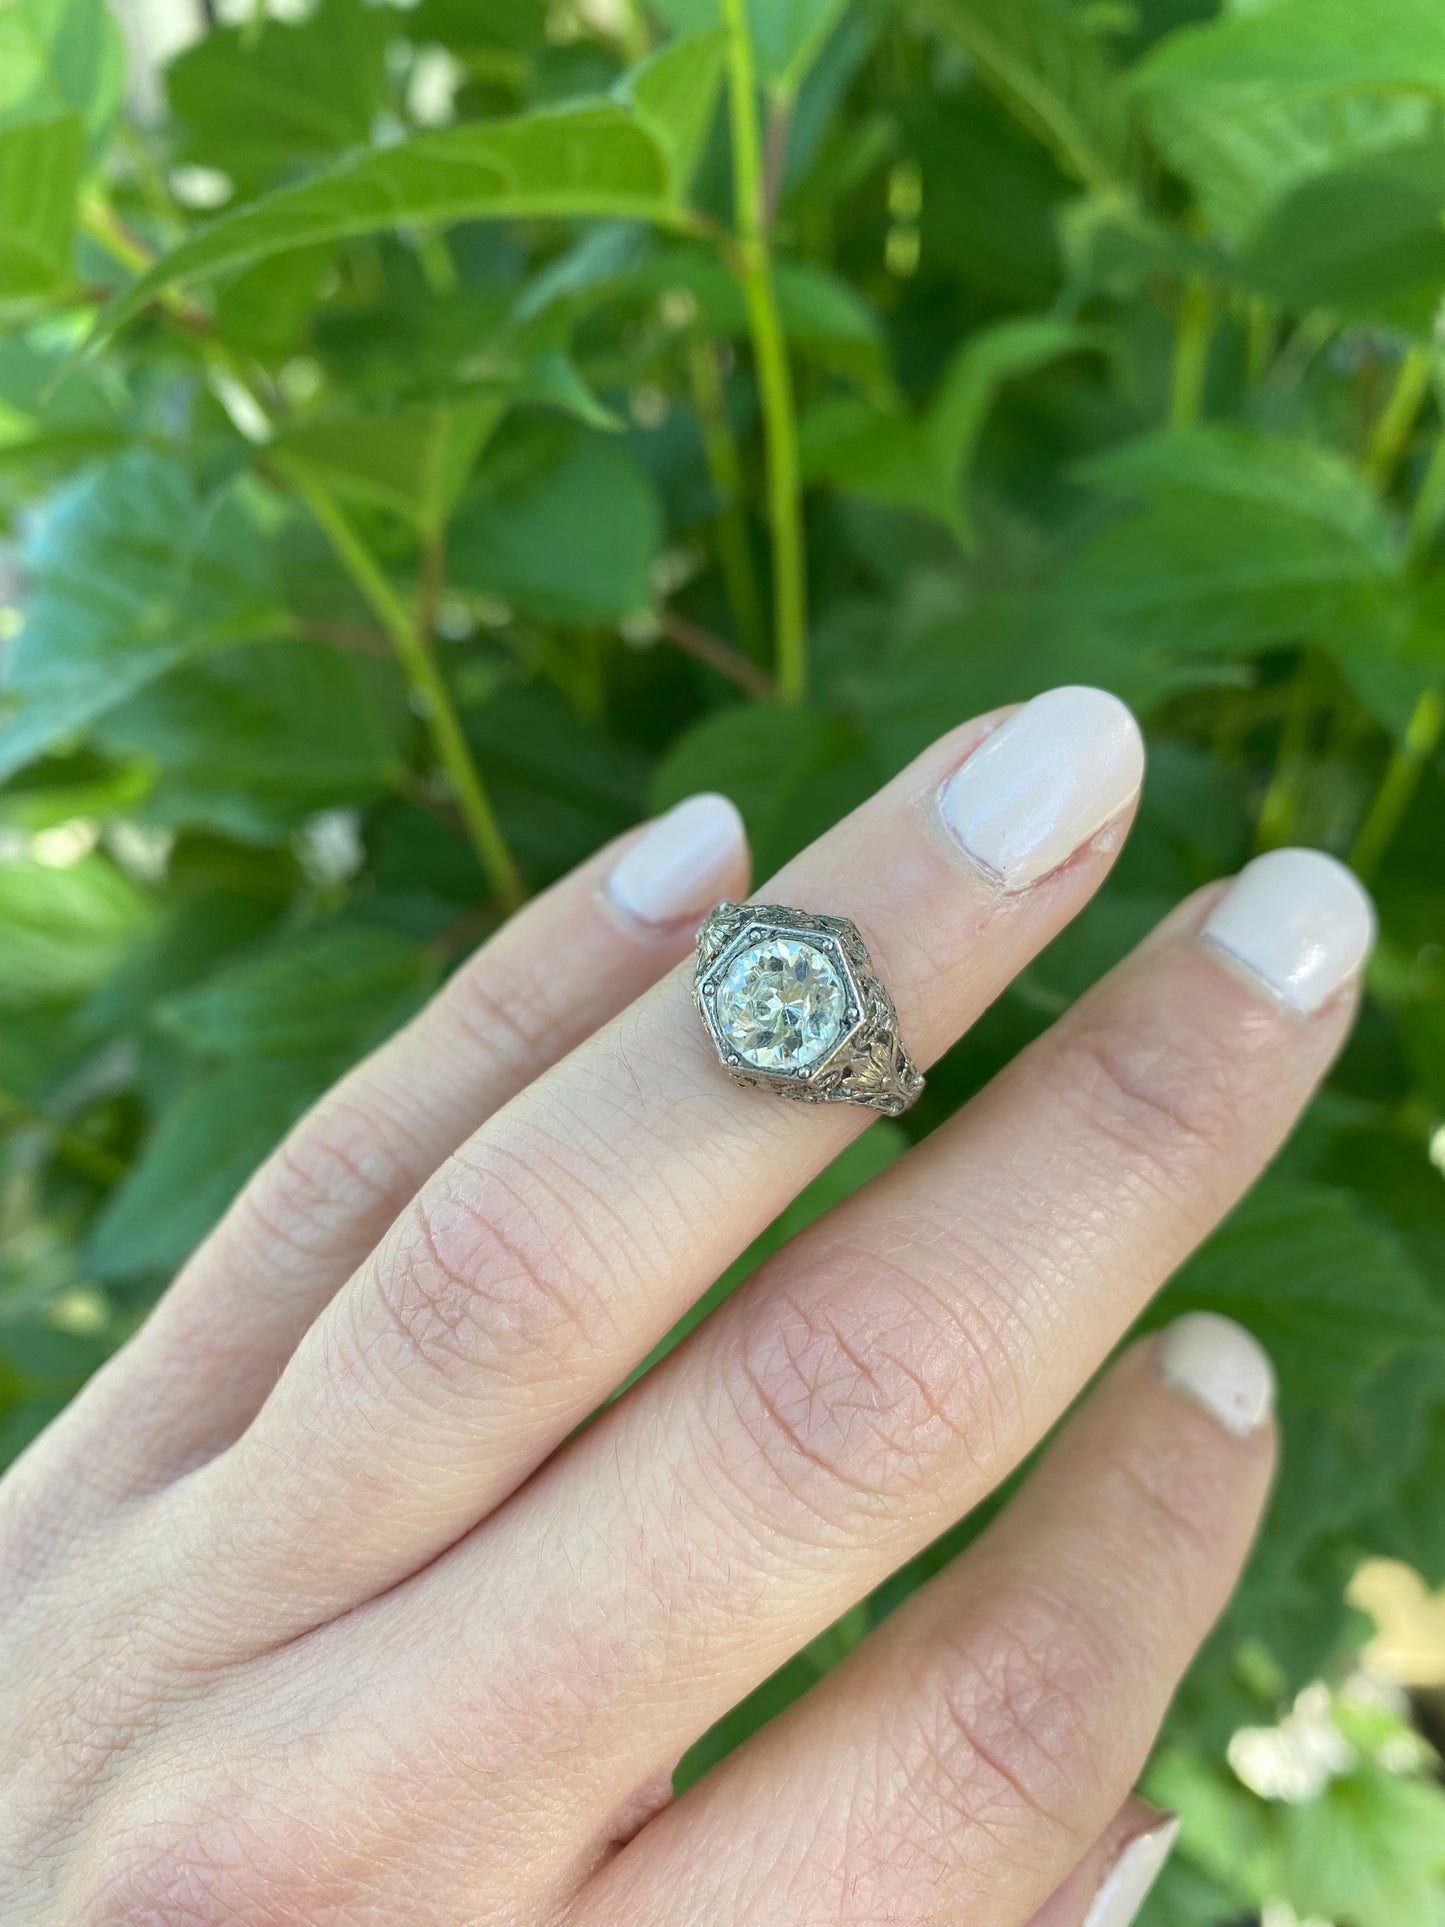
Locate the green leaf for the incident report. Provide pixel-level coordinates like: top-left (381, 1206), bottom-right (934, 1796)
top-left (1136, 0), bottom-right (1445, 243)
top-left (270, 395), bottom-right (508, 533)
top-left (88, 1050), bottom-right (342, 1281)
top-left (81, 884), bottom-right (291, 1042)
top-left (94, 74), bottom-right (717, 344)
top-left (1162, 1178), bottom-right (1445, 1408)
top-left (621, 27), bottom-right (728, 190)
top-left (90, 641), bottom-right (405, 843)
top-left (465, 682), bottom-right (650, 886)
top-left (0, 111), bottom-right (81, 297)
top-left (0, 0), bottom-right (124, 150)
top-left (165, 0), bottom-right (391, 189)
top-left (1139, 0), bottom-right (1445, 100)
top-left (1238, 136), bottom-right (1445, 335)
top-left (803, 314), bottom-right (1104, 545)
top-left (652, 703), bottom-right (879, 878)
top-left (909, 0), bottom-right (1138, 193)
top-left (0, 855), bottom-right (150, 1010)
top-left (1141, 84), bottom-right (1441, 246)
top-left (449, 425), bottom-right (663, 623)
top-left (1159, 1178), bottom-right (1445, 1631)
top-left (524, 233), bottom-right (891, 395)
top-left (1053, 427), bottom-right (1408, 703)
top-left (156, 922), bottom-right (435, 1060)
top-left (853, 593), bottom-right (1194, 777)
top-left (408, 0), bottom-right (546, 61)
top-left (0, 452), bottom-right (284, 783)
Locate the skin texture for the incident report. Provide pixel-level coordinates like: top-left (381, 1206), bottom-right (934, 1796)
top-left (0, 697), bottom-right (1363, 1927)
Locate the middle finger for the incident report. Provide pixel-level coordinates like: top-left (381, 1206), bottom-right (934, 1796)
top-left (175, 686), bottom-right (1144, 1647)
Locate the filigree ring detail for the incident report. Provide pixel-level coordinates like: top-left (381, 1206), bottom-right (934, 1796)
top-left (693, 902), bottom-right (924, 1118)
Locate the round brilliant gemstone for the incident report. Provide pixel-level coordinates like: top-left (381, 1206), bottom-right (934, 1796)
top-left (714, 936), bottom-right (848, 1071)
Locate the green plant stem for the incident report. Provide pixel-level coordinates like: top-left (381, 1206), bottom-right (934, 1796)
top-left (1406, 430), bottom-right (1445, 569)
top-left (1350, 688), bottom-right (1444, 883)
top-left (722, 0), bottom-right (809, 704)
top-left (1363, 342), bottom-right (1434, 492)
top-left (686, 336), bottom-right (769, 665)
top-left (1169, 274), bottom-right (1214, 429)
top-left (297, 478), bottom-right (524, 912)
top-left (0, 1090), bottom-right (125, 1187)
top-left (1255, 653), bottom-right (1323, 853)
top-left (1242, 294), bottom-right (1277, 389)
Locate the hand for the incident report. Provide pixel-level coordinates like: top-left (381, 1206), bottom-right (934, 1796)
top-left (0, 687), bottom-right (1374, 1927)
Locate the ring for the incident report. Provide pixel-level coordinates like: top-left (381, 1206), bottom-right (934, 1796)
top-left (693, 902), bottom-right (925, 1118)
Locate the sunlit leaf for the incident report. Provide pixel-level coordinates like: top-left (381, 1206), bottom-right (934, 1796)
top-left (0, 0), bottom-right (124, 150)
top-left (0, 856), bottom-right (150, 1010)
top-left (165, 0), bottom-right (390, 189)
top-left (0, 452), bottom-right (284, 783)
top-left (95, 94), bottom-right (709, 343)
top-left (270, 396), bottom-right (508, 532)
top-left (909, 0), bottom-right (1138, 192)
top-left (0, 112), bottom-right (81, 297)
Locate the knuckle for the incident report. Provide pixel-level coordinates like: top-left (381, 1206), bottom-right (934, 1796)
top-left (441, 954), bottom-right (557, 1075)
top-left (356, 1143), bottom-right (619, 1395)
top-left (79, 1771), bottom-right (332, 1927)
top-left (719, 1260), bottom-right (999, 1539)
top-left (912, 1585), bottom-right (1119, 1849)
top-left (1054, 1017), bottom-right (1235, 1178)
top-left (242, 1095), bottom-right (404, 1274)
top-left (1104, 1439), bottom-right (1237, 1598)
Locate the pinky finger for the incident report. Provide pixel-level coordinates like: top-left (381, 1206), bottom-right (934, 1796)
top-left (574, 1314), bottom-right (1275, 1927)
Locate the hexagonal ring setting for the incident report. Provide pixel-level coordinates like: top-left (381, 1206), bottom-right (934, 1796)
top-left (693, 902), bottom-right (925, 1118)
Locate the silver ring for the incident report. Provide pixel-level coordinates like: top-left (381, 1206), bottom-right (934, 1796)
top-left (693, 902), bottom-right (924, 1118)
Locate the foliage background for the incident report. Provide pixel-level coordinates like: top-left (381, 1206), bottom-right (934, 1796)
top-left (2, 0), bottom-right (1445, 1916)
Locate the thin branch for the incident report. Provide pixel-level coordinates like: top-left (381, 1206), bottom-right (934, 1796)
top-left (659, 610), bottom-right (777, 700)
top-left (686, 335), bottom-right (768, 666)
top-left (722, 0), bottom-right (809, 704)
top-left (1351, 688), bottom-right (1444, 883)
top-left (1363, 342), bottom-right (1435, 492)
top-left (294, 475), bottom-right (525, 913)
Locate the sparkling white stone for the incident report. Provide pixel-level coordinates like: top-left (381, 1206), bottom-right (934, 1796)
top-left (714, 936), bottom-right (848, 1071)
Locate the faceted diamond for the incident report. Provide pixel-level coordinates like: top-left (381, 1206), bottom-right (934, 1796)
top-left (714, 936), bottom-right (848, 1072)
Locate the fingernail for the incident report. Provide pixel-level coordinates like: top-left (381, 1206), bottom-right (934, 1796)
top-left (1157, 1312), bottom-right (1275, 1440)
top-left (1083, 1813), bottom-right (1181, 1927)
top-left (1199, 848), bottom-right (1376, 1015)
top-left (939, 687), bottom-right (1145, 890)
top-left (608, 793), bottom-right (747, 927)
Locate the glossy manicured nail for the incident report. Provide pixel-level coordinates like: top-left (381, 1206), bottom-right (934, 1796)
top-left (608, 793), bottom-right (747, 928)
top-left (1199, 847), bottom-right (1375, 1015)
top-left (1157, 1313), bottom-right (1275, 1440)
top-left (939, 686), bottom-right (1145, 890)
top-left (1083, 1813), bottom-right (1181, 1927)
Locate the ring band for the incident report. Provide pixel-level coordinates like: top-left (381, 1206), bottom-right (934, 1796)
top-left (693, 902), bottom-right (925, 1118)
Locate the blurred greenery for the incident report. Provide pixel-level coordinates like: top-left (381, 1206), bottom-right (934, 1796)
top-left (1, 0), bottom-right (1444, 1917)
